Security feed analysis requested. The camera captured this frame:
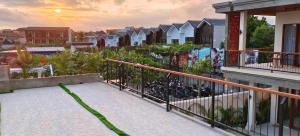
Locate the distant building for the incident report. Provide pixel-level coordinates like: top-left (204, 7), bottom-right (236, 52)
top-left (130, 30), bottom-right (140, 46)
top-left (0, 39), bottom-right (15, 50)
top-left (69, 42), bottom-right (94, 52)
top-left (105, 35), bottom-right (120, 48)
top-left (24, 27), bottom-right (72, 46)
top-left (167, 24), bottom-right (183, 44)
top-left (137, 29), bottom-right (148, 46)
top-left (196, 18), bottom-right (225, 48)
top-left (0, 29), bottom-right (26, 45)
top-left (179, 20), bottom-right (202, 44)
top-left (156, 25), bottom-right (171, 44)
top-left (146, 28), bottom-right (157, 45)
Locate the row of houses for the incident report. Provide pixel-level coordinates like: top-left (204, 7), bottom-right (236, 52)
top-left (101, 18), bottom-right (226, 49)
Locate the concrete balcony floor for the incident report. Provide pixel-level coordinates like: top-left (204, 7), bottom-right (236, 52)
top-left (0, 82), bottom-right (231, 136)
top-left (245, 63), bottom-right (300, 74)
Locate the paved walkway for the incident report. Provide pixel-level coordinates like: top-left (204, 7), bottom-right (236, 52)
top-left (0, 86), bottom-right (116, 136)
top-left (0, 82), bottom-right (231, 136)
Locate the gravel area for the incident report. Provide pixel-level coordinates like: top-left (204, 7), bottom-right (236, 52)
top-left (67, 82), bottom-right (231, 136)
top-left (0, 86), bottom-right (116, 136)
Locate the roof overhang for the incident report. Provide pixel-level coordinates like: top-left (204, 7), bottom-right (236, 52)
top-left (213, 0), bottom-right (300, 15)
top-left (197, 20), bottom-right (212, 28)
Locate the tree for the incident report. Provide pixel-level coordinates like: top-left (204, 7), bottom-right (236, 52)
top-left (76, 31), bottom-right (85, 42)
top-left (247, 16), bottom-right (274, 48)
top-left (250, 24), bottom-right (274, 48)
top-left (15, 48), bottom-right (33, 78)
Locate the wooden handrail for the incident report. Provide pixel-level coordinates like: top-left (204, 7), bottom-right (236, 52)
top-left (107, 58), bottom-right (300, 100)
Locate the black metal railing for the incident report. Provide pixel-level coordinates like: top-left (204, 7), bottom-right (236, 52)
top-left (225, 50), bottom-right (300, 74)
top-left (105, 59), bottom-right (300, 136)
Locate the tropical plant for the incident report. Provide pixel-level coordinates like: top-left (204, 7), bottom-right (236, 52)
top-left (49, 50), bottom-right (76, 76)
top-left (15, 48), bottom-right (33, 78)
top-left (218, 107), bottom-right (246, 127)
top-left (256, 98), bottom-right (271, 124)
top-left (184, 59), bottom-right (213, 75)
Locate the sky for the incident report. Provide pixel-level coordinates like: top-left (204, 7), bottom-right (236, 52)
top-left (0, 0), bottom-right (227, 31)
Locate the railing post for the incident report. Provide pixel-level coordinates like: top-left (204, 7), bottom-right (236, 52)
top-left (122, 63), bottom-right (125, 88)
top-left (238, 51), bottom-right (241, 69)
top-left (211, 81), bottom-right (215, 128)
top-left (278, 97), bottom-right (287, 136)
top-left (166, 73), bottom-right (171, 112)
top-left (106, 60), bottom-right (109, 83)
top-left (118, 64), bottom-right (122, 91)
top-left (141, 67), bottom-right (145, 98)
top-left (224, 51), bottom-right (227, 67)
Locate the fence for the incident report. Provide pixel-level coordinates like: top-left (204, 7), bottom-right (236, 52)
top-left (105, 58), bottom-right (300, 136)
top-left (225, 50), bottom-right (300, 74)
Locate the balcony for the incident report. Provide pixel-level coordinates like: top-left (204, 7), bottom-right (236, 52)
top-left (0, 82), bottom-right (228, 136)
top-left (224, 50), bottom-right (300, 74)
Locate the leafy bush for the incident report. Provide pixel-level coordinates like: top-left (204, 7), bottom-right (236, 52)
top-left (184, 59), bottom-right (213, 75)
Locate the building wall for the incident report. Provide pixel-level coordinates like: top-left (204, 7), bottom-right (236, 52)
top-left (274, 10), bottom-right (300, 52)
top-left (105, 36), bottom-right (119, 47)
top-left (138, 32), bottom-right (146, 45)
top-left (167, 26), bottom-right (180, 44)
top-left (179, 23), bottom-right (194, 45)
top-left (213, 25), bottom-right (226, 48)
top-left (25, 29), bottom-right (71, 45)
top-left (131, 33), bottom-right (139, 46)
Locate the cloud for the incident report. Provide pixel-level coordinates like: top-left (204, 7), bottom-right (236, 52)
top-left (0, 8), bottom-right (26, 22)
top-left (114, 0), bottom-right (125, 5)
top-left (0, 0), bottom-right (227, 30)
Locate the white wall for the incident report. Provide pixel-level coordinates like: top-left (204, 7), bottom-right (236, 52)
top-left (167, 26), bottom-right (180, 44)
top-left (274, 10), bottom-right (300, 52)
top-left (131, 32), bottom-right (138, 46)
top-left (105, 36), bottom-right (119, 47)
top-left (138, 31), bottom-right (146, 45)
top-left (86, 36), bottom-right (98, 47)
top-left (213, 25), bottom-right (225, 48)
top-left (179, 23), bottom-right (194, 45)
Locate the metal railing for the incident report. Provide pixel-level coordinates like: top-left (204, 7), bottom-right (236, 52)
top-left (225, 50), bottom-right (300, 74)
top-left (105, 58), bottom-right (300, 136)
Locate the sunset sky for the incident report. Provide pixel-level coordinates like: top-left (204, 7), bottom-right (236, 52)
top-left (0, 0), bottom-right (227, 31)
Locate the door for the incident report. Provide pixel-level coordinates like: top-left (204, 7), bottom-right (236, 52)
top-left (282, 24), bottom-right (300, 66)
top-left (296, 25), bottom-right (300, 66)
top-left (282, 24), bottom-right (296, 66)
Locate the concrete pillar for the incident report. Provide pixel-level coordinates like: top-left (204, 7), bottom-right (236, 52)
top-left (68, 28), bottom-right (72, 43)
top-left (239, 11), bottom-right (248, 66)
top-left (224, 14), bottom-right (229, 51)
top-left (0, 65), bottom-right (10, 81)
top-left (246, 82), bottom-right (256, 131)
top-left (270, 85), bottom-right (279, 125)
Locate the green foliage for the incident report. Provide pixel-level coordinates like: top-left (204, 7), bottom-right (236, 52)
top-left (15, 48), bottom-right (33, 78)
top-left (257, 53), bottom-right (269, 63)
top-left (250, 24), bottom-right (274, 48)
top-left (149, 43), bottom-right (194, 55)
top-left (49, 51), bottom-right (76, 76)
top-left (256, 98), bottom-right (271, 124)
top-left (220, 41), bottom-right (225, 49)
top-left (49, 50), bottom-right (104, 76)
top-left (184, 59), bottom-right (213, 75)
top-left (218, 106), bottom-right (247, 128)
top-left (247, 16), bottom-right (275, 48)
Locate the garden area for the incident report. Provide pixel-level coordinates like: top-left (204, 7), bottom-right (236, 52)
top-left (6, 43), bottom-right (216, 80)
